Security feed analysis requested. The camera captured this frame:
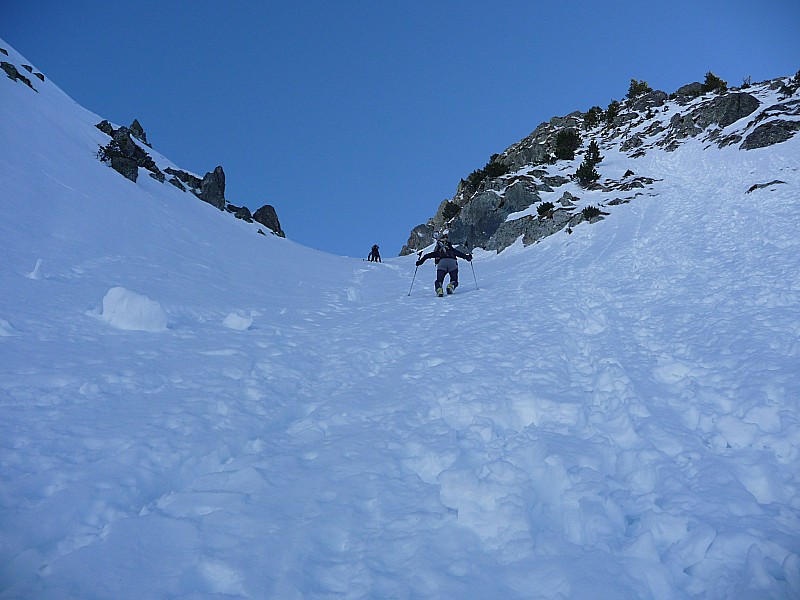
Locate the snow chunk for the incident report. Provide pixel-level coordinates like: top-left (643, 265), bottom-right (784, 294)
top-left (222, 312), bottom-right (253, 331)
top-left (101, 287), bottom-right (168, 332)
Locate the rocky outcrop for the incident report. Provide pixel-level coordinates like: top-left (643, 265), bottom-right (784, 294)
top-left (672, 82), bottom-right (704, 101)
top-left (253, 205), bottom-right (285, 237)
top-left (696, 92), bottom-right (760, 129)
top-left (487, 210), bottom-right (576, 251)
top-left (739, 97), bottom-right (800, 149)
top-left (1, 61), bottom-right (36, 91)
top-left (742, 120), bottom-right (800, 149)
top-left (20, 64), bottom-right (44, 82)
top-left (129, 119), bottom-right (150, 147)
top-left (0, 48), bottom-right (45, 89)
top-left (629, 90), bottom-right (668, 112)
top-left (746, 180), bottom-right (786, 193)
top-left (401, 74), bottom-right (797, 256)
top-left (199, 166), bottom-right (226, 210)
top-left (95, 122), bottom-right (164, 183)
top-left (94, 120), bottom-right (285, 237)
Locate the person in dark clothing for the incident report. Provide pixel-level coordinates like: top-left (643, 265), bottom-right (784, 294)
top-left (415, 233), bottom-right (472, 296)
top-left (368, 244), bottom-right (381, 262)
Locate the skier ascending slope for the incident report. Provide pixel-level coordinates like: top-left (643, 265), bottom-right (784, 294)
top-left (415, 231), bottom-right (472, 297)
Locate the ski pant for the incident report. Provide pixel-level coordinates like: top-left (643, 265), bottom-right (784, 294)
top-left (435, 258), bottom-right (458, 291)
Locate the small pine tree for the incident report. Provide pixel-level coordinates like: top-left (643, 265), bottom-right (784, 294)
top-left (585, 140), bottom-right (603, 166)
top-left (627, 79), bottom-right (652, 99)
top-left (583, 106), bottom-right (603, 130)
top-left (96, 139), bottom-right (123, 163)
top-left (554, 128), bottom-right (582, 160)
top-left (702, 71), bottom-right (728, 94)
top-left (462, 156), bottom-right (511, 195)
top-left (575, 160), bottom-right (600, 187)
top-left (778, 70), bottom-right (800, 98)
top-left (582, 205), bottom-right (602, 219)
top-left (605, 100), bottom-right (621, 126)
top-left (537, 201), bottom-right (555, 217)
top-left (442, 201), bottom-right (461, 221)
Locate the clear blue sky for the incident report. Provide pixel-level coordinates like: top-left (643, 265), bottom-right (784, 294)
top-left (4, 1), bottom-right (799, 257)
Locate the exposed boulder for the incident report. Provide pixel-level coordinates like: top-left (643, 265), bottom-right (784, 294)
top-left (96, 120), bottom-right (115, 136)
top-left (164, 167), bottom-right (202, 191)
top-left (400, 223), bottom-right (435, 255)
top-left (167, 176), bottom-right (186, 191)
top-left (695, 92), bottom-right (760, 129)
top-left (198, 166), bottom-right (226, 210)
top-left (91, 120), bottom-right (286, 240)
top-left (129, 119), bottom-right (150, 147)
top-left (110, 155), bottom-right (139, 182)
top-left (661, 112), bottom-right (703, 148)
top-left (630, 90), bottom-right (668, 112)
top-left (253, 204), bottom-right (285, 237)
top-left (488, 209), bottom-right (580, 252)
top-left (1, 61), bottom-right (36, 91)
top-left (162, 166), bottom-right (226, 210)
top-left (672, 82), bottom-right (704, 100)
top-left (17, 62), bottom-right (45, 82)
top-left (447, 189), bottom-right (513, 250)
top-left (95, 124), bottom-right (164, 183)
top-left (558, 191), bottom-right (578, 207)
top-left (746, 180), bottom-right (786, 193)
top-left (741, 120), bottom-right (800, 150)
top-left (226, 204), bottom-right (253, 222)
top-left (620, 134), bottom-right (644, 152)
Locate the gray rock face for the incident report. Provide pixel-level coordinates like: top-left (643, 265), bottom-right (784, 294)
top-left (400, 224), bottom-right (435, 255)
top-left (93, 122), bottom-right (285, 237)
top-left (741, 120), bottom-right (800, 150)
top-left (695, 93), bottom-right (760, 129)
top-left (129, 119), bottom-right (150, 147)
top-left (446, 177), bottom-right (541, 250)
top-left (673, 82), bottom-right (704, 100)
top-left (226, 204), bottom-right (253, 222)
top-left (488, 209), bottom-right (581, 251)
top-left (94, 121), bottom-right (166, 183)
top-left (253, 205), bottom-right (285, 237)
top-left (410, 75), bottom-right (797, 255)
top-left (659, 93), bottom-right (759, 150)
top-left (96, 120), bottom-right (115, 137)
top-left (110, 156), bottom-right (139, 182)
top-left (199, 166), bottom-right (226, 210)
top-left (630, 90), bottom-right (668, 112)
top-left (164, 167), bottom-right (202, 191)
top-left (1, 61), bottom-right (36, 90)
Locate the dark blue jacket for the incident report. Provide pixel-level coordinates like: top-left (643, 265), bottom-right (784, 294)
top-left (417, 241), bottom-right (471, 265)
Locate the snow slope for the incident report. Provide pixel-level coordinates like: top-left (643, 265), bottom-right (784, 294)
top-left (1, 39), bottom-right (799, 599)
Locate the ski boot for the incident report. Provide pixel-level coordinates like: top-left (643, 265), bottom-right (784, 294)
top-left (436, 287), bottom-right (444, 297)
top-left (446, 283), bottom-right (455, 295)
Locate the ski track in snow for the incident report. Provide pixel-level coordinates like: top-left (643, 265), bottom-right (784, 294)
top-left (1, 44), bottom-right (799, 598)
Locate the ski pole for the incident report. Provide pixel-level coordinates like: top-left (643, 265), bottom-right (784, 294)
top-left (408, 264), bottom-right (419, 296)
top-left (470, 259), bottom-right (478, 290)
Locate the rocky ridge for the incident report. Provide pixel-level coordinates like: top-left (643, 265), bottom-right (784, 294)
top-left (401, 72), bottom-right (800, 255)
top-left (94, 120), bottom-right (285, 238)
top-left (1, 42), bottom-right (284, 239)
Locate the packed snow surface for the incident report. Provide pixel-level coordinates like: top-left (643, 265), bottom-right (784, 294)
top-left (1, 38), bottom-right (799, 598)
